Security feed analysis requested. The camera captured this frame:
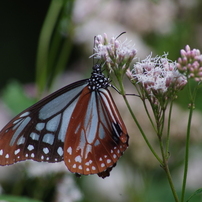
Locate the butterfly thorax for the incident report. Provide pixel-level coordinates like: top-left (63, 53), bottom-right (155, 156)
top-left (88, 65), bottom-right (110, 91)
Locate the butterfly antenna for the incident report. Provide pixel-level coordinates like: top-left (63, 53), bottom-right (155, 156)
top-left (92, 36), bottom-right (97, 65)
top-left (115, 32), bottom-right (126, 40)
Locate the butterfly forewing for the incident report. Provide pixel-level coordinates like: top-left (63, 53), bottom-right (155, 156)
top-left (0, 80), bottom-right (88, 165)
top-left (64, 86), bottom-right (128, 178)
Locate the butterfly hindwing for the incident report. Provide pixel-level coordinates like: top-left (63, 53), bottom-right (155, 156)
top-left (64, 87), bottom-right (128, 178)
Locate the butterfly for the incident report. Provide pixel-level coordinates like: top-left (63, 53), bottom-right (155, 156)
top-left (0, 64), bottom-right (129, 178)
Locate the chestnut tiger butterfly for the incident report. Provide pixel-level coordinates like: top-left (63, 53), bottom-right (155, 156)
top-left (0, 64), bottom-right (129, 178)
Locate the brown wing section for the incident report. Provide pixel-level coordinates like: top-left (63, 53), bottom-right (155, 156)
top-left (64, 87), bottom-right (129, 178)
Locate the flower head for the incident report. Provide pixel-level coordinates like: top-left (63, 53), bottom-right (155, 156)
top-left (128, 53), bottom-right (187, 102)
top-left (177, 45), bottom-right (202, 82)
top-left (92, 33), bottom-right (137, 74)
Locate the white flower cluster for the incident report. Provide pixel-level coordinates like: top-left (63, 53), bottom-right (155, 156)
top-left (128, 53), bottom-right (187, 98)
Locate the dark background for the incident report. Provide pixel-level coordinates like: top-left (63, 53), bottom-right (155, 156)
top-left (0, 1), bottom-right (50, 88)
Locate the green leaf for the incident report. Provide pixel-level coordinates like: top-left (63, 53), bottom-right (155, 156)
top-left (186, 188), bottom-right (202, 202)
top-left (0, 195), bottom-right (42, 202)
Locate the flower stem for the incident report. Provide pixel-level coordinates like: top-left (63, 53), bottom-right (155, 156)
top-left (158, 135), bottom-right (180, 202)
top-left (166, 101), bottom-right (173, 155)
top-left (142, 99), bottom-right (157, 133)
top-left (180, 101), bottom-right (194, 202)
top-left (122, 95), bottom-right (163, 164)
top-left (156, 107), bottom-right (179, 202)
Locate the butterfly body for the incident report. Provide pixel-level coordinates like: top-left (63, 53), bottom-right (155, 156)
top-left (0, 65), bottom-right (128, 178)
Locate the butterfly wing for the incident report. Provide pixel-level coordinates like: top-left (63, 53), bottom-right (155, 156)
top-left (0, 80), bottom-right (88, 165)
top-left (64, 87), bottom-right (129, 178)
top-left (0, 65), bottom-right (129, 178)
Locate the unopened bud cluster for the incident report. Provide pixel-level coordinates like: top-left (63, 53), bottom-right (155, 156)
top-left (177, 45), bottom-right (202, 82)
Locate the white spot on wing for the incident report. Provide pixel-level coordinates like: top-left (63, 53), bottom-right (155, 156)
top-left (57, 147), bottom-right (63, 156)
top-left (36, 123), bottom-right (45, 131)
top-left (20, 111), bottom-right (30, 118)
top-left (0, 149), bottom-right (3, 155)
top-left (14, 149), bottom-right (20, 155)
top-left (30, 132), bottom-right (39, 141)
top-left (75, 155), bottom-right (82, 163)
top-left (17, 136), bottom-right (25, 145)
top-left (67, 147), bottom-right (72, 155)
top-left (113, 154), bottom-right (117, 159)
top-left (27, 145), bottom-right (34, 151)
top-left (42, 133), bottom-right (54, 145)
top-left (85, 162), bottom-right (90, 166)
top-left (107, 159), bottom-right (111, 164)
top-left (13, 119), bottom-right (22, 125)
top-left (43, 147), bottom-right (49, 154)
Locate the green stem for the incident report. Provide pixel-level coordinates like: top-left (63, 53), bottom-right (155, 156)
top-left (114, 73), bottom-right (126, 95)
top-left (159, 108), bottom-right (166, 137)
top-left (180, 101), bottom-right (194, 202)
top-left (158, 135), bottom-right (180, 202)
top-left (122, 95), bottom-right (163, 164)
top-left (142, 99), bottom-right (157, 132)
top-left (166, 101), bottom-right (173, 156)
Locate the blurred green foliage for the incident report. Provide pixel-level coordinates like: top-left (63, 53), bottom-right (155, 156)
top-left (0, 195), bottom-right (42, 202)
top-left (2, 81), bottom-right (35, 115)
